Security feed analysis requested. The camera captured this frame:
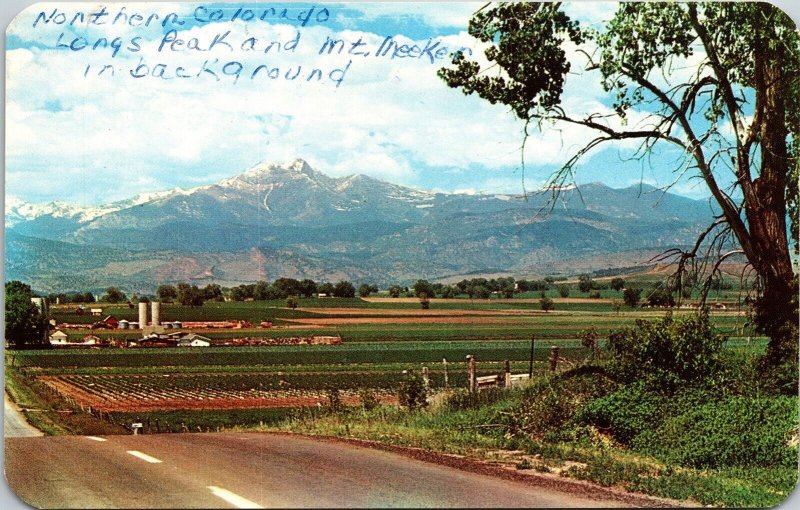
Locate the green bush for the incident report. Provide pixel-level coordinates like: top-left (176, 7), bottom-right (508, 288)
top-left (633, 396), bottom-right (799, 469)
top-left (398, 372), bottom-right (428, 411)
top-left (572, 383), bottom-right (663, 445)
top-left (605, 312), bottom-right (724, 387)
top-left (506, 368), bottom-right (617, 438)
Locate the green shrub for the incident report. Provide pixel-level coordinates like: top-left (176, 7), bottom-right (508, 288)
top-left (398, 371), bottom-right (428, 411)
top-left (633, 396), bottom-right (799, 469)
top-left (605, 312), bottom-right (724, 387)
top-left (572, 383), bottom-right (663, 445)
top-left (506, 368), bottom-right (617, 438)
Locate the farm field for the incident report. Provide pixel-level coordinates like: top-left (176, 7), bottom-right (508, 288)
top-left (10, 296), bottom-right (765, 426)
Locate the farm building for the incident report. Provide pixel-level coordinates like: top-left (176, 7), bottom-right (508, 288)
top-left (90, 308), bottom-right (103, 316)
top-left (103, 315), bottom-right (119, 329)
top-left (48, 330), bottom-right (69, 345)
top-left (81, 335), bottom-right (102, 345)
top-left (178, 334), bottom-right (211, 347)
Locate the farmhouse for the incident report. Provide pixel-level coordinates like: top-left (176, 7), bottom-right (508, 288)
top-left (178, 334), bottom-right (211, 347)
top-left (90, 308), bottom-right (103, 316)
top-left (48, 330), bottom-right (69, 345)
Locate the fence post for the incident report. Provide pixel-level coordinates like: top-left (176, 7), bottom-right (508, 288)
top-left (549, 346), bottom-right (560, 372)
top-left (442, 358), bottom-right (449, 389)
top-left (504, 360), bottom-right (511, 388)
top-left (421, 366), bottom-right (430, 391)
top-left (529, 335), bottom-right (536, 377)
top-left (467, 355), bottom-right (476, 393)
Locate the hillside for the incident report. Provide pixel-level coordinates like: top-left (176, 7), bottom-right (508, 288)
top-left (5, 159), bottom-right (715, 293)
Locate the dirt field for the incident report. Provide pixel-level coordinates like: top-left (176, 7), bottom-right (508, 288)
top-left (39, 376), bottom-right (396, 412)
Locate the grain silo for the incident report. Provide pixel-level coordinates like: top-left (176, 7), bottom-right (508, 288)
top-left (138, 302), bottom-right (148, 327)
top-left (151, 301), bottom-right (161, 326)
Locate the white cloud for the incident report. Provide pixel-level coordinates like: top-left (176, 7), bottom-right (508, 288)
top-left (7, 1), bottom-right (716, 205)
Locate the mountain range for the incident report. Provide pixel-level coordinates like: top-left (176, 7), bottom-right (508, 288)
top-left (5, 159), bottom-right (716, 293)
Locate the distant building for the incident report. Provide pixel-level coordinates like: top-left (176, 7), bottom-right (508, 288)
top-left (30, 297), bottom-right (48, 315)
top-left (178, 334), bottom-right (211, 347)
top-left (48, 330), bottom-right (69, 345)
top-left (103, 315), bottom-right (119, 329)
top-left (90, 308), bottom-right (103, 316)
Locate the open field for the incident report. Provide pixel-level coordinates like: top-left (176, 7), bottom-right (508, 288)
top-left (10, 296), bottom-right (765, 421)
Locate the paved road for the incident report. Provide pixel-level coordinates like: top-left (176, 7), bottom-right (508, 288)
top-left (4, 393), bottom-right (44, 438)
top-left (5, 433), bottom-right (633, 508)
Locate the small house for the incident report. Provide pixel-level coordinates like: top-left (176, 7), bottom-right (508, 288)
top-left (178, 334), bottom-right (211, 347)
top-left (48, 330), bottom-right (69, 345)
top-left (81, 335), bottom-right (101, 345)
top-left (90, 308), bottom-right (103, 316)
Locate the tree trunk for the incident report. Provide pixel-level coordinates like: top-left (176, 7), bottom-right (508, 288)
top-left (746, 5), bottom-right (798, 388)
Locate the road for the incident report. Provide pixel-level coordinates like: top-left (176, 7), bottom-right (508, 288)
top-left (5, 432), bottom-right (635, 508)
top-left (4, 393), bottom-right (44, 438)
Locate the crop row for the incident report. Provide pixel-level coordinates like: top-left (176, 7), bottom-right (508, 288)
top-left (41, 370), bottom-right (486, 405)
top-left (15, 341), bottom-right (589, 368)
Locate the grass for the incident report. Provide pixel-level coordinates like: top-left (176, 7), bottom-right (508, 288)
top-left (268, 386), bottom-right (797, 508)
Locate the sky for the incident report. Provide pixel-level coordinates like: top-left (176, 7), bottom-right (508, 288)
top-left (3, 1), bottom-right (777, 206)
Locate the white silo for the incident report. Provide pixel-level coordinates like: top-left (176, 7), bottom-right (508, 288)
top-left (139, 302), bottom-right (148, 327)
top-left (151, 301), bottom-right (161, 326)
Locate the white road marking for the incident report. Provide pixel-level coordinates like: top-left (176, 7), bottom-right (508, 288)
top-left (85, 436), bottom-right (107, 442)
top-left (126, 450), bottom-right (162, 463)
top-left (207, 486), bottom-right (264, 509)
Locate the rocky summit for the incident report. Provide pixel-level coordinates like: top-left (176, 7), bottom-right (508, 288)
top-left (6, 159), bottom-right (715, 293)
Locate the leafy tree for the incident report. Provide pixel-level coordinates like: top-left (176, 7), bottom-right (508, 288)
top-left (157, 285), bottom-right (178, 302)
top-left (540, 296), bottom-right (555, 312)
top-left (253, 280), bottom-right (271, 300)
top-left (419, 294), bottom-right (431, 310)
top-left (557, 284), bottom-right (570, 298)
top-left (358, 284), bottom-right (373, 298)
top-left (623, 287), bottom-right (643, 308)
top-left (177, 283), bottom-right (204, 307)
top-left (230, 286), bottom-right (246, 302)
top-left (388, 285), bottom-right (402, 298)
top-left (440, 285), bottom-right (456, 299)
top-left (273, 278), bottom-right (302, 297)
top-left (578, 275), bottom-right (594, 293)
top-left (298, 279), bottom-right (318, 298)
top-left (471, 284), bottom-right (491, 299)
top-left (5, 281), bottom-right (47, 347)
top-left (202, 284), bottom-right (223, 302)
top-left (413, 279), bottom-right (437, 298)
top-left (647, 286), bottom-right (676, 308)
top-left (333, 280), bottom-right (355, 298)
top-left (610, 278), bottom-right (626, 292)
top-left (102, 287), bottom-right (126, 303)
top-left (317, 282), bottom-right (335, 296)
top-left (440, 1), bottom-right (799, 387)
